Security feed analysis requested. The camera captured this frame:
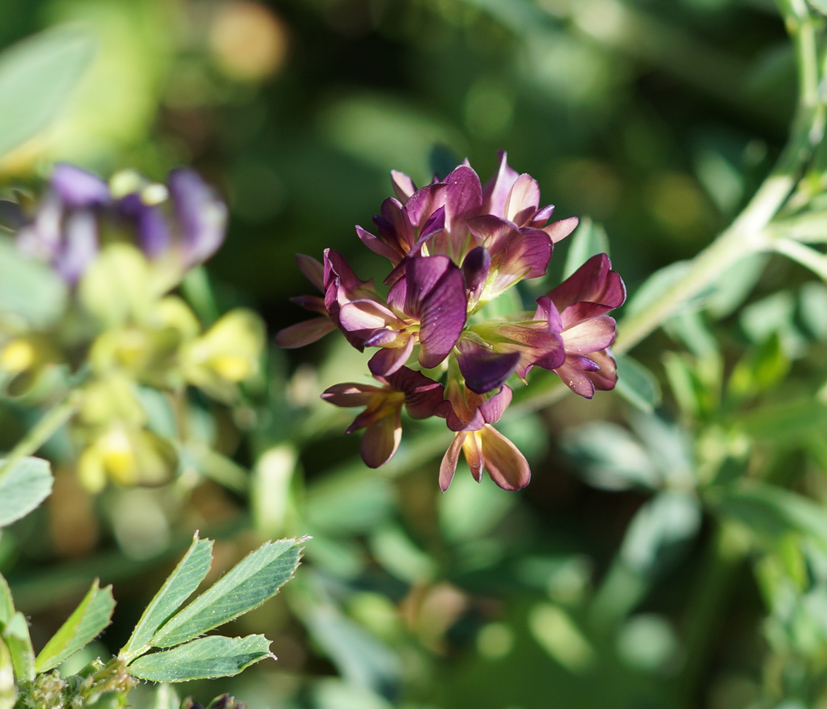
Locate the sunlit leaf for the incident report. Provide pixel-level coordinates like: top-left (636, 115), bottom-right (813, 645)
top-left (151, 538), bottom-right (304, 648)
top-left (34, 580), bottom-right (115, 672)
top-left (0, 457), bottom-right (54, 529)
top-left (0, 26), bottom-right (96, 159)
top-left (120, 533), bottom-right (214, 660)
top-left (0, 639), bottom-right (15, 709)
top-left (128, 635), bottom-right (272, 682)
top-left (0, 577), bottom-right (12, 629)
top-left (3, 613), bottom-right (35, 683)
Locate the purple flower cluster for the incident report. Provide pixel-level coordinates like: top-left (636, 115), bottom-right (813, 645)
top-left (278, 153), bottom-right (625, 491)
top-left (15, 163), bottom-right (226, 283)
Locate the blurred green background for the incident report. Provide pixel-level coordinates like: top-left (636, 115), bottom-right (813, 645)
top-left (1, 0), bottom-right (820, 708)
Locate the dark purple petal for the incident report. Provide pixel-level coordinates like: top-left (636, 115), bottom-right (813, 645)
top-left (368, 337), bottom-right (415, 377)
top-left (356, 224), bottom-right (400, 263)
top-left (321, 383), bottom-right (382, 407)
top-left (479, 385), bottom-right (512, 424)
top-left (456, 339), bottom-right (520, 394)
top-left (406, 183), bottom-right (445, 229)
top-left (440, 433), bottom-right (465, 492)
top-left (296, 254), bottom-right (325, 291)
top-left (443, 166), bottom-right (482, 233)
top-left (504, 174), bottom-right (540, 225)
top-left (418, 205), bottom-right (445, 242)
top-left (386, 366), bottom-right (446, 419)
top-left (405, 256), bottom-right (467, 369)
top-left (529, 204), bottom-right (556, 227)
top-left (462, 246), bottom-right (491, 300)
top-left (51, 164), bottom-right (110, 208)
top-left (534, 296), bottom-right (564, 335)
top-left (275, 317), bottom-right (336, 348)
top-left (481, 151), bottom-right (518, 218)
top-left (361, 409), bottom-right (402, 468)
top-left (290, 295), bottom-right (327, 314)
top-left (548, 254), bottom-right (626, 313)
top-left (375, 198), bottom-right (414, 256)
top-left (553, 355), bottom-right (600, 398)
top-left (168, 168), bottom-right (227, 267)
top-left (480, 425), bottom-right (531, 491)
top-left (587, 348), bottom-right (618, 391)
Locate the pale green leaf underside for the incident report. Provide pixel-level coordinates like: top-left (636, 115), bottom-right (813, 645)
top-left (120, 534), bottom-right (213, 659)
top-left (128, 635), bottom-right (272, 682)
top-left (0, 577), bottom-right (13, 628)
top-left (615, 356), bottom-right (662, 414)
top-left (0, 457), bottom-right (54, 529)
top-left (151, 539), bottom-right (302, 648)
top-left (0, 26), bottom-right (96, 160)
top-left (34, 580), bottom-right (115, 673)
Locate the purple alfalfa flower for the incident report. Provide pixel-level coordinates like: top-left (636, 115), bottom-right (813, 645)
top-left (437, 380), bottom-right (530, 492)
top-left (275, 249), bottom-right (380, 349)
top-left (16, 163), bottom-right (110, 283)
top-left (321, 366), bottom-right (445, 468)
top-left (537, 253), bottom-right (626, 397)
top-left (118, 168), bottom-right (227, 269)
top-left (337, 254), bottom-right (467, 377)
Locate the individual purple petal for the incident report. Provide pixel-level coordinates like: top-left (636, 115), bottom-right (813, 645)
top-left (356, 224), bottom-right (400, 263)
top-left (391, 170), bottom-right (416, 202)
top-left (406, 256), bottom-right (467, 369)
top-left (456, 339), bottom-right (520, 394)
top-left (386, 367), bottom-right (446, 419)
top-left (529, 204), bottom-right (556, 227)
top-left (56, 210), bottom-right (97, 283)
top-left (561, 315), bottom-right (617, 354)
top-left (119, 193), bottom-right (170, 259)
top-left (275, 317), bottom-right (336, 348)
top-left (417, 205), bottom-right (445, 243)
top-left (290, 295), bottom-right (327, 314)
top-left (479, 385), bottom-right (513, 424)
top-left (481, 151), bottom-right (518, 218)
top-left (339, 299), bottom-right (398, 333)
top-left (406, 183), bottom-right (445, 229)
top-left (504, 174), bottom-right (540, 225)
top-left (462, 246), bottom-right (491, 300)
top-left (548, 253), bottom-right (626, 312)
top-left (544, 216), bottom-right (578, 243)
top-left (554, 355), bottom-right (600, 398)
top-left (587, 349), bottom-right (618, 391)
top-left (440, 433), bottom-right (465, 492)
top-left (51, 164), bottom-right (111, 208)
top-left (361, 409), bottom-right (402, 468)
top-left (443, 166), bottom-right (482, 234)
top-left (321, 383), bottom-right (382, 408)
top-left (297, 254), bottom-right (325, 291)
top-left (534, 296), bottom-right (564, 334)
top-left (368, 337), bottom-right (415, 377)
top-left (168, 168), bottom-right (228, 267)
top-left (374, 198), bottom-right (414, 257)
top-left (480, 425), bottom-right (531, 491)
top-left (463, 431), bottom-right (484, 482)
top-left (494, 228), bottom-right (552, 282)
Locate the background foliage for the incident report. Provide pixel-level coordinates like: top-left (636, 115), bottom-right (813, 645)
top-left (2, 0), bottom-right (826, 707)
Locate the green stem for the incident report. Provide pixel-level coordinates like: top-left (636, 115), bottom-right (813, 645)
top-left (0, 393), bottom-right (80, 482)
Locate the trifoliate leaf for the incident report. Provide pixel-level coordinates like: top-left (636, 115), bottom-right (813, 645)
top-left (120, 533), bottom-right (213, 661)
top-left (151, 538), bottom-right (303, 648)
top-left (34, 579), bottom-right (115, 672)
top-left (128, 635), bottom-right (272, 682)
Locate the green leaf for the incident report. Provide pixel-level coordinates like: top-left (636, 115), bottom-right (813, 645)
top-left (714, 481), bottom-right (827, 550)
top-left (727, 332), bottom-right (789, 401)
top-left (562, 217), bottom-right (609, 279)
top-left (120, 533), bottom-right (214, 661)
top-left (3, 613), bottom-right (35, 683)
top-left (0, 577), bottom-right (12, 629)
top-left (0, 26), bottom-right (96, 159)
top-left (615, 356), bottom-right (661, 413)
top-left (128, 635), bottom-right (272, 682)
top-left (0, 457), bottom-right (54, 529)
top-left (0, 240), bottom-right (68, 331)
top-left (34, 579), bottom-right (115, 672)
top-left (151, 684), bottom-right (180, 709)
top-left (737, 398), bottom-right (827, 444)
top-left (152, 538), bottom-right (304, 648)
top-left (624, 261), bottom-right (694, 317)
